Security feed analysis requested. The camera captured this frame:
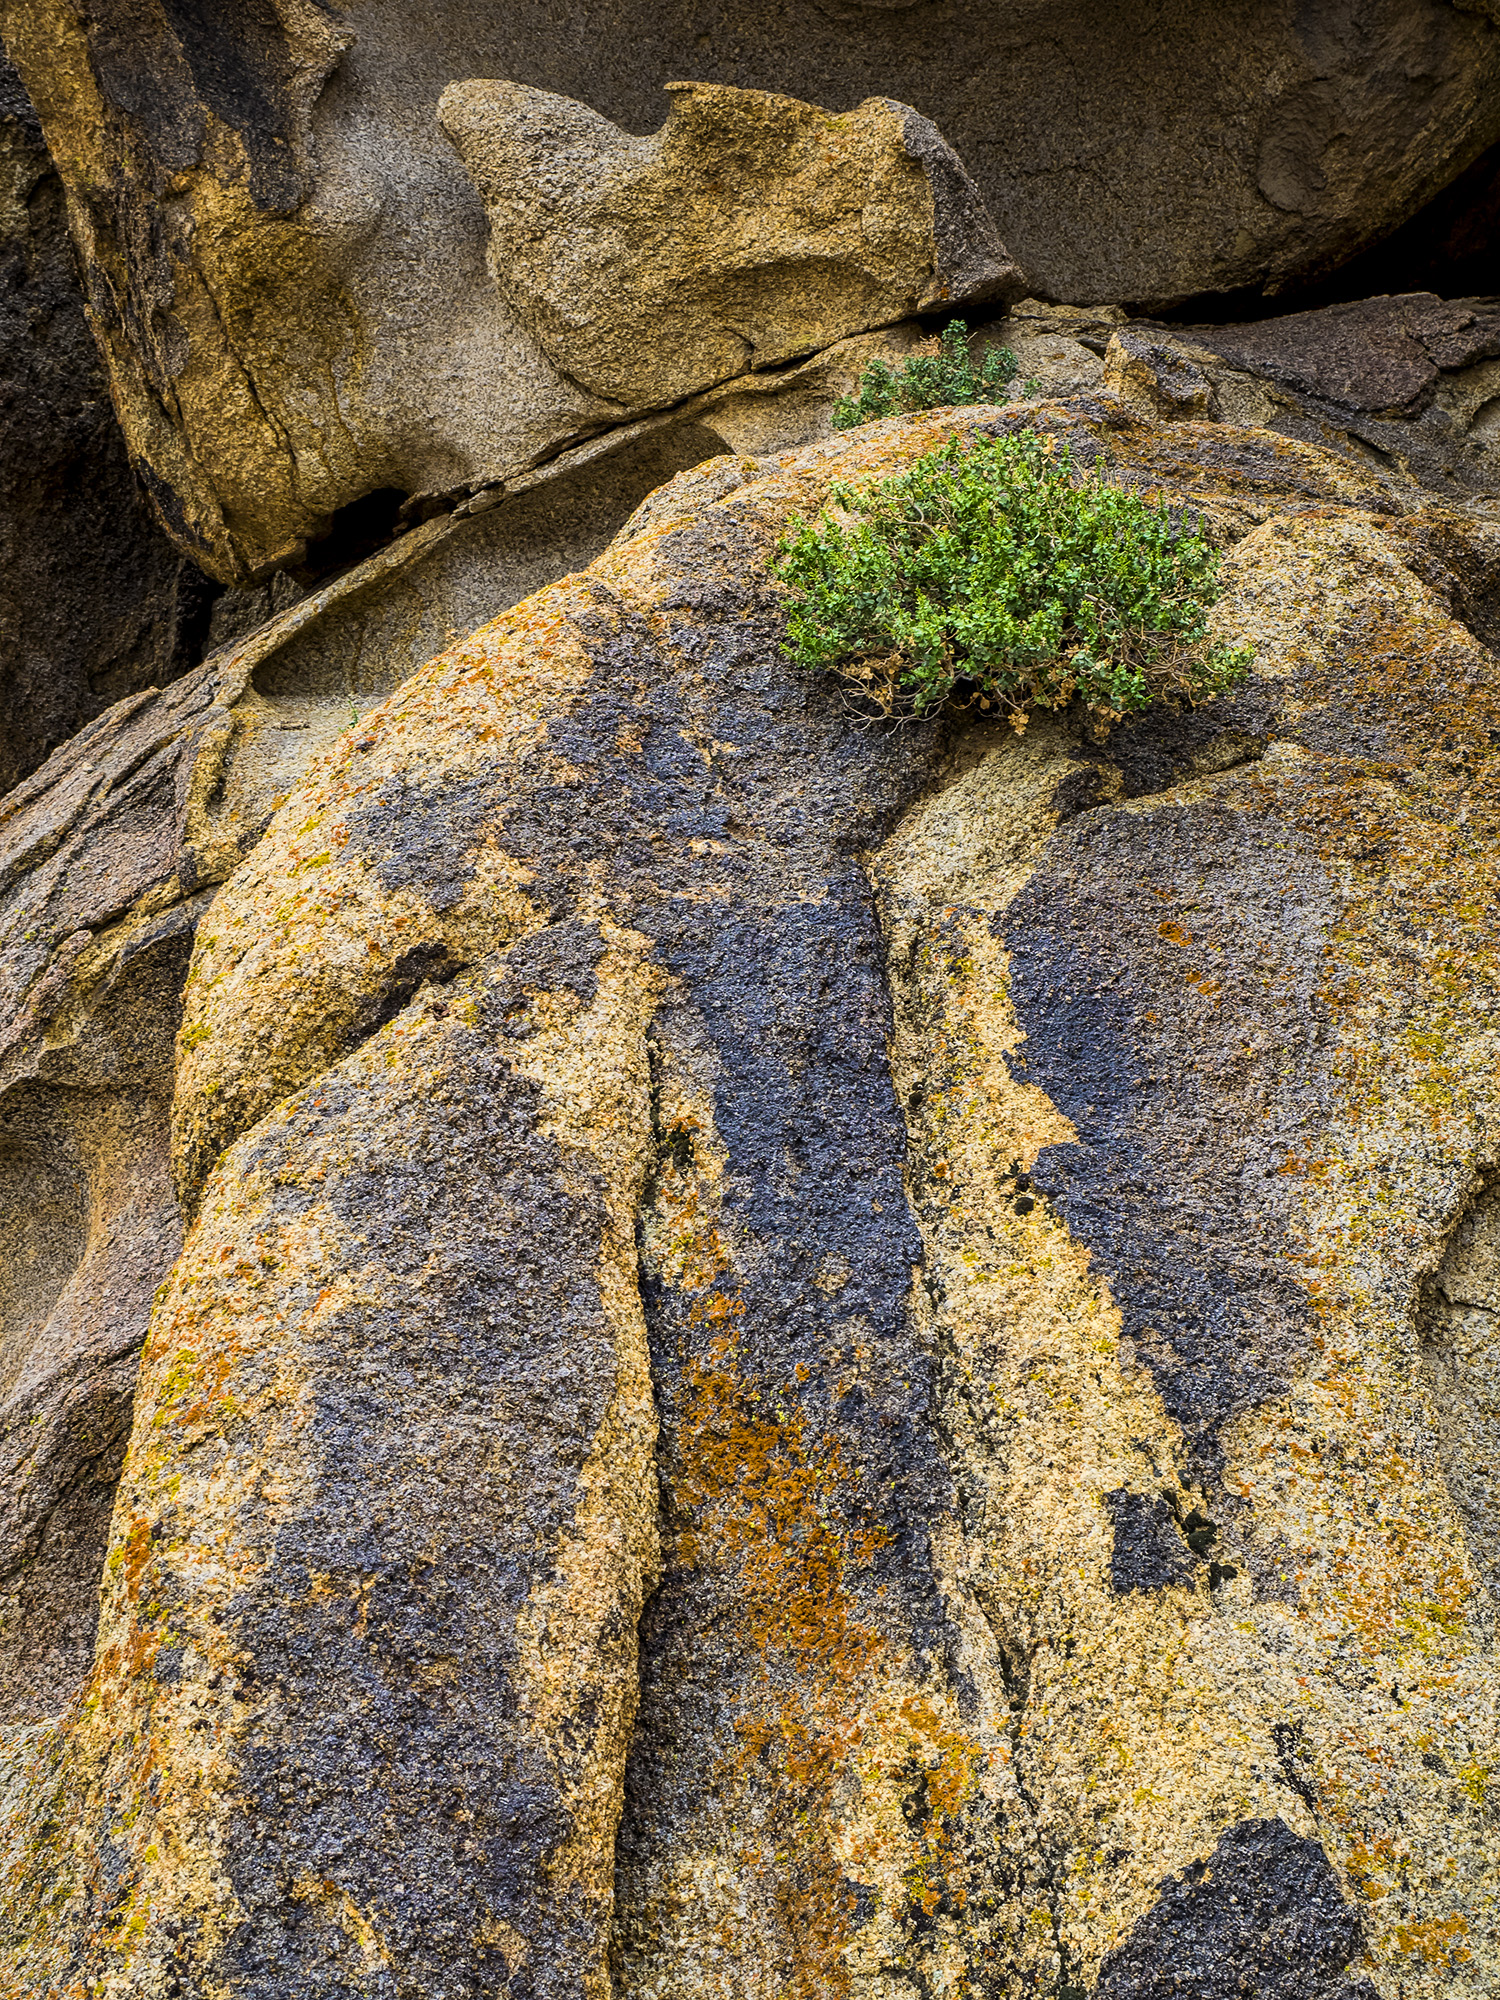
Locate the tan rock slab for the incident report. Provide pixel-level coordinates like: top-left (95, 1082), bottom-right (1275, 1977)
top-left (439, 79), bottom-right (1021, 409)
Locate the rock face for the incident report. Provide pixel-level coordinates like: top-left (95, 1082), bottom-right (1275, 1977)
top-left (439, 80), bottom-right (1019, 407)
top-left (5, 397), bottom-right (1500, 1996)
top-left (0, 56), bottom-right (215, 795)
top-left (0, 617), bottom-right (338, 1733)
top-left (7, 2), bottom-right (1500, 576)
top-left (0, 4), bottom-right (1012, 585)
top-left (6, 14), bottom-right (1500, 1983)
top-left (1419, 1185), bottom-right (1500, 1609)
top-left (0, 364), bottom-right (911, 1736)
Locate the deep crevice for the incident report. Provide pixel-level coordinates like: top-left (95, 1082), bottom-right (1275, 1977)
top-left (291, 485), bottom-right (410, 587)
top-left (354, 943), bottom-right (464, 1044)
top-left (1142, 136), bottom-right (1500, 325)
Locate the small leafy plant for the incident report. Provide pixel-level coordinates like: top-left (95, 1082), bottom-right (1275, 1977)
top-left (774, 430), bottom-right (1251, 725)
top-left (833, 321), bottom-right (1019, 430)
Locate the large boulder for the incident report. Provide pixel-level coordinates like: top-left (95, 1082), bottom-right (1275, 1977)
top-left (0, 0), bottom-right (1013, 585)
top-left (5, 399), bottom-right (1500, 1996)
top-left (438, 79), bottom-right (1018, 407)
top-left (0, 338), bottom-right (911, 1730)
top-left (6, 3), bottom-right (1500, 578)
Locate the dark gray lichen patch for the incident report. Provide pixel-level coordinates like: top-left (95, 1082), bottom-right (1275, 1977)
top-left (492, 515), bottom-right (974, 1977)
top-left (345, 768), bottom-right (512, 915)
top-left (503, 917), bottom-right (607, 1007)
top-left (1000, 794), bottom-right (1338, 1470)
top-left (214, 984), bottom-right (621, 1999)
top-left (1095, 1817), bottom-right (1375, 2000)
top-left (1104, 1490), bottom-right (1197, 1594)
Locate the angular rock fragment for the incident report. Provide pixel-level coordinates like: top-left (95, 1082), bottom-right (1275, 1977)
top-left (1181, 293), bottom-right (1500, 416)
top-left (976, 290), bottom-right (1500, 506)
top-left (1103, 328), bottom-right (1217, 421)
top-left (439, 79), bottom-right (1022, 408)
top-left (1127, 292), bottom-right (1500, 500)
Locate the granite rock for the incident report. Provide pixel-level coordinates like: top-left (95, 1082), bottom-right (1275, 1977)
top-left (0, 0), bottom-right (1005, 585)
top-left (3, 403), bottom-right (1500, 1996)
top-left (7, 2), bottom-right (1500, 580)
top-left (0, 386), bottom-right (901, 1730)
top-left (439, 79), bottom-right (1019, 408)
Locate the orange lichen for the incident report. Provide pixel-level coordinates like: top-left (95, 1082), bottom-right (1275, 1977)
top-left (1391, 1912), bottom-right (1473, 1969)
top-left (669, 1336), bottom-right (888, 1995)
top-left (673, 1338), bottom-right (889, 1678)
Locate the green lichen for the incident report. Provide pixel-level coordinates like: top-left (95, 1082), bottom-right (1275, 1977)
top-left (773, 430), bottom-right (1252, 724)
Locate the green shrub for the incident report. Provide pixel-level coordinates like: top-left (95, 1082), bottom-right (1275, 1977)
top-left (832, 321), bottom-right (1019, 430)
top-left (773, 430), bottom-right (1252, 724)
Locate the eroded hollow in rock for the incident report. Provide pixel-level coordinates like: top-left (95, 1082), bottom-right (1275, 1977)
top-left (248, 418), bottom-right (735, 724)
top-left (297, 485), bottom-right (411, 585)
top-left (1418, 1177), bottom-right (1500, 1602)
top-left (0, 1095), bottom-right (123, 1727)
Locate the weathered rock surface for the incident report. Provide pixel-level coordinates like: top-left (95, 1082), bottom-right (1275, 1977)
top-left (1180, 294), bottom-right (1500, 414)
top-left (0, 55), bottom-right (215, 795)
top-left (439, 79), bottom-right (1018, 408)
top-left (5, 398), bottom-right (1500, 1996)
top-left (0, 377), bottom-right (903, 1732)
top-left (0, 619), bottom-right (328, 1733)
top-left (1419, 1183), bottom-right (1500, 1612)
top-left (0, 3), bottom-right (1007, 585)
top-left (981, 293), bottom-right (1500, 509)
top-left (7, 2), bottom-right (1500, 577)
top-left (1162, 294), bottom-right (1500, 500)
top-left (9, 3), bottom-right (1500, 324)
